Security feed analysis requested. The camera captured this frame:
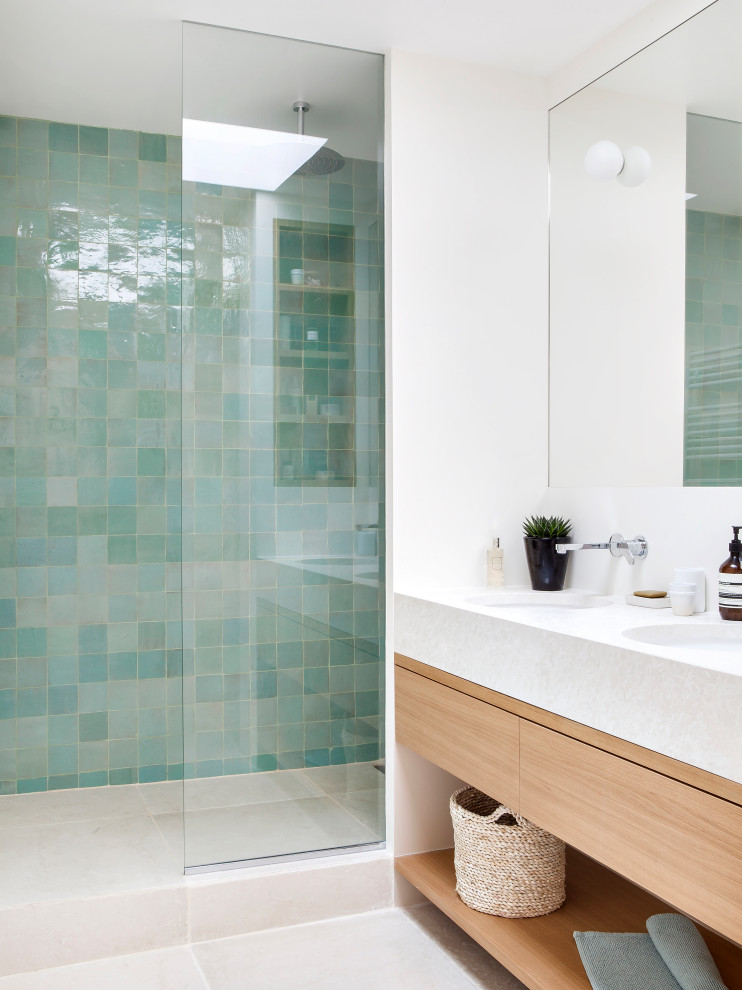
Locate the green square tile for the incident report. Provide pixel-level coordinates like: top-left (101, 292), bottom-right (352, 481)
top-left (80, 155), bottom-right (108, 185)
top-left (47, 507), bottom-right (77, 536)
top-left (48, 181), bottom-right (77, 210)
top-left (0, 206), bottom-right (16, 235)
top-left (79, 126), bottom-right (108, 156)
top-left (48, 151), bottom-right (78, 182)
top-left (79, 711), bottom-right (108, 741)
top-left (110, 157), bottom-right (137, 187)
top-left (139, 190), bottom-right (167, 218)
top-left (0, 177), bottom-right (16, 206)
top-left (0, 117), bottom-right (17, 146)
top-left (0, 147), bottom-right (16, 176)
top-left (110, 129), bottom-right (137, 159)
top-left (137, 390), bottom-right (165, 418)
top-left (17, 148), bottom-right (48, 179)
top-left (137, 332), bottom-right (165, 362)
top-left (17, 119), bottom-right (48, 150)
top-left (49, 123), bottom-right (78, 153)
top-left (0, 235), bottom-right (16, 266)
top-left (17, 268), bottom-right (47, 297)
top-left (139, 133), bottom-right (166, 163)
top-left (108, 535), bottom-right (136, 564)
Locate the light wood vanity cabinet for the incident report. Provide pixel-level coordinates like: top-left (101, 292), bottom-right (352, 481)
top-left (395, 654), bottom-right (742, 990)
top-left (520, 720), bottom-right (742, 946)
top-left (396, 665), bottom-right (520, 811)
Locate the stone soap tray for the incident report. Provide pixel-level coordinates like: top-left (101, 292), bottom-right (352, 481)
top-left (625, 593), bottom-right (672, 608)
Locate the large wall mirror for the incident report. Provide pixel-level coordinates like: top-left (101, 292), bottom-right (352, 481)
top-left (549, 0), bottom-right (742, 487)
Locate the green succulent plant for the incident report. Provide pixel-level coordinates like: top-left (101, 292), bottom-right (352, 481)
top-left (522, 515), bottom-right (572, 539)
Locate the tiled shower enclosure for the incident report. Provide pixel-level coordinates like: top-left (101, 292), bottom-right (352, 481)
top-left (0, 24), bottom-right (385, 868)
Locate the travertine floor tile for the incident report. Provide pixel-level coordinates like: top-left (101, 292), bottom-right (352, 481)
top-left (0, 946), bottom-right (206, 990)
top-left (193, 907), bottom-right (504, 989)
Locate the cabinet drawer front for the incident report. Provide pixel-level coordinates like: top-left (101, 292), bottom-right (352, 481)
top-left (395, 666), bottom-right (520, 811)
top-left (520, 721), bottom-right (742, 944)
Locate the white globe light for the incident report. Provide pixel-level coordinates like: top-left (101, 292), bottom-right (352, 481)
top-left (584, 140), bottom-right (624, 181)
top-left (616, 145), bottom-right (651, 187)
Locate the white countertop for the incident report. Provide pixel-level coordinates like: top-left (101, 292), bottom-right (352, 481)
top-left (394, 587), bottom-right (742, 784)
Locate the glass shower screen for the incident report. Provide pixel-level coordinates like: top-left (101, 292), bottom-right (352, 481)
top-left (181, 23), bottom-right (385, 868)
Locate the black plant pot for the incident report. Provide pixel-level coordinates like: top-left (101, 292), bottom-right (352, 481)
top-left (523, 537), bottom-right (569, 592)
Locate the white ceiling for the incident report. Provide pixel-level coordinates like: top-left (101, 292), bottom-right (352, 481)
top-left (183, 24), bottom-right (384, 161)
top-left (1, 0), bottom-right (660, 136)
top-left (593, 0), bottom-right (742, 121)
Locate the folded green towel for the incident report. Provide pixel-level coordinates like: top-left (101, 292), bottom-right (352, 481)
top-left (646, 914), bottom-right (727, 990)
top-left (574, 914), bottom-right (728, 990)
top-left (574, 932), bottom-right (683, 990)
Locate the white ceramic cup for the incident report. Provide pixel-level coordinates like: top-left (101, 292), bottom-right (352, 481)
top-left (672, 567), bottom-right (705, 613)
top-left (290, 269), bottom-right (305, 284)
top-left (670, 591), bottom-right (695, 616)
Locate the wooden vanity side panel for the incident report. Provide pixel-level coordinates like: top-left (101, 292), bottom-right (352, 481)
top-left (520, 721), bottom-right (742, 946)
top-left (395, 666), bottom-right (520, 811)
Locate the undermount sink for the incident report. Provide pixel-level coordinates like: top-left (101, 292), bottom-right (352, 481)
top-left (623, 624), bottom-right (742, 652)
top-left (466, 590), bottom-right (612, 609)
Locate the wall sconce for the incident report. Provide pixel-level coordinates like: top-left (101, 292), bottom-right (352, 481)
top-left (584, 140), bottom-right (651, 187)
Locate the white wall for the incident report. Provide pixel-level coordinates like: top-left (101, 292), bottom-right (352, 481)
top-left (389, 50), bottom-right (548, 592)
top-left (387, 51), bottom-right (548, 880)
top-left (550, 85), bottom-right (686, 487)
top-left (390, 0), bottom-right (739, 603)
top-left (539, 485), bottom-right (742, 602)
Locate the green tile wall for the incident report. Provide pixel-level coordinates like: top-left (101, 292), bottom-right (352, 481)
top-left (685, 209), bottom-right (742, 485)
top-left (0, 114), bottom-right (385, 793)
top-left (181, 158), bottom-right (385, 779)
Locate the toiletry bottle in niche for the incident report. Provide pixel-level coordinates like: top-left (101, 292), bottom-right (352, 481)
top-left (719, 526), bottom-right (742, 621)
top-left (487, 539), bottom-right (505, 588)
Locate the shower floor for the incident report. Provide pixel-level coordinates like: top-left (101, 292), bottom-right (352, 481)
top-left (0, 763), bottom-right (384, 907)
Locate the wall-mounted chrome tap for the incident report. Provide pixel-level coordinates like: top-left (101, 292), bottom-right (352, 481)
top-left (554, 533), bottom-right (648, 566)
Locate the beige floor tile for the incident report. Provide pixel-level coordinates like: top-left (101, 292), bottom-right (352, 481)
top-left (193, 907), bottom-right (487, 989)
top-left (405, 904), bottom-right (527, 989)
top-left (0, 815), bottom-right (181, 906)
top-left (184, 768), bottom-right (323, 811)
top-left (0, 784), bottom-right (149, 828)
top-left (0, 888), bottom-right (189, 977)
top-left (137, 780), bottom-right (184, 816)
top-left (332, 787), bottom-right (385, 837)
top-left (139, 769), bottom-right (323, 818)
top-left (161, 794), bottom-right (378, 867)
top-left (302, 762), bottom-right (385, 796)
top-left (0, 946), bottom-right (205, 990)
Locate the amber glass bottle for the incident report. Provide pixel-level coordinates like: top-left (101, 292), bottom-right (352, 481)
top-left (719, 526), bottom-right (742, 621)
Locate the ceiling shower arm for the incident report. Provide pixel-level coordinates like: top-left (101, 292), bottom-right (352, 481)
top-left (293, 101), bottom-right (310, 135)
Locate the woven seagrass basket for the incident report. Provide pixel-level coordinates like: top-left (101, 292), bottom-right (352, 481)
top-left (450, 786), bottom-right (566, 918)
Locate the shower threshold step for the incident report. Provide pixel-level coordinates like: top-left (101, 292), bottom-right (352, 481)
top-left (0, 764), bottom-right (388, 976)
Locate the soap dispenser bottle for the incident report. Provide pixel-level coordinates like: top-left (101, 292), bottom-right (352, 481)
top-left (719, 526), bottom-right (742, 620)
top-left (487, 539), bottom-right (504, 588)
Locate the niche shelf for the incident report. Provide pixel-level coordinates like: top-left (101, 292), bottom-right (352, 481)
top-left (395, 847), bottom-right (742, 990)
top-left (273, 217), bottom-right (357, 487)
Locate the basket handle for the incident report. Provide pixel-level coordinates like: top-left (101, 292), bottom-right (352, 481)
top-left (490, 804), bottom-right (526, 827)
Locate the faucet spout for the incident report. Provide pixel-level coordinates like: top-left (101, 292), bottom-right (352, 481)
top-left (555, 542), bottom-right (610, 554)
top-left (555, 533), bottom-right (648, 566)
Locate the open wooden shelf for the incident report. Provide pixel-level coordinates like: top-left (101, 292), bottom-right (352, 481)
top-left (395, 847), bottom-right (742, 990)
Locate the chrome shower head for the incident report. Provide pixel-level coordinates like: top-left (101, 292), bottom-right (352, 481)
top-left (292, 101), bottom-right (345, 177)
